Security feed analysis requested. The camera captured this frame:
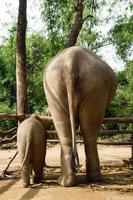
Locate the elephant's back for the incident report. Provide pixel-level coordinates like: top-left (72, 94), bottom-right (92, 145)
top-left (44, 46), bottom-right (89, 73)
top-left (44, 46), bottom-right (117, 107)
top-left (44, 46), bottom-right (114, 75)
top-left (44, 46), bottom-right (116, 89)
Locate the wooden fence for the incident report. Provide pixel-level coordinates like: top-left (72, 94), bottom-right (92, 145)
top-left (0, 113), bottom-right (133, 161)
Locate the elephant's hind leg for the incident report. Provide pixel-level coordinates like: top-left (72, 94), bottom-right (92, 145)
top-left (79, 98), bottom-right (107, 182)
top-left (45, 74), bottom-right (77, 186)
top-left (55, 118), bottom-right (77, 187)
top-left (47, 105), bottom-right (76, 186)
top-left (80, 123), bottom-right (101, 182)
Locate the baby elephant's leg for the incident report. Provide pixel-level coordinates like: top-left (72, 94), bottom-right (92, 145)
top-left (21, 161), bottom-right (31, 188)
top-left (32, 153), bottom-right (44, 184)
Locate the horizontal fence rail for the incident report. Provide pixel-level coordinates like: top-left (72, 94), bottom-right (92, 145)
top-left (1, 113), bottom-right (133, 123)
top-left (47, 139), bottom-right (133, 145)
top-left (103, 117), bottom-right (133, 123)
top-left (47, 130), bottom-right (133, 135)
top-left (0, 113), bottom-right (133, 162)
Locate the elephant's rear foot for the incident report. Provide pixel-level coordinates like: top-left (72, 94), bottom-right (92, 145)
top-left (32, 169), bottom-right (44, 184)
top-left (22, 181), bottom-right (30, 188)
top-left (86, 170), bottom-right (101, 182)
top-left (58, 172), bottom-right (77, 187)
top-left (33, 176), bottom-right (42, 184)
top-left (21, 169), bottom-right (30, 188)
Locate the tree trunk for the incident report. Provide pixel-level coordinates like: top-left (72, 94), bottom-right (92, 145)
top-left (67, 0), bottom-right (84, 47)
top-left (16, 0), bottom-right (27, 122)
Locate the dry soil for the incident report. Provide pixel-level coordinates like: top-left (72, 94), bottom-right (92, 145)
top-left (0, 144), bottom-right (133, 200)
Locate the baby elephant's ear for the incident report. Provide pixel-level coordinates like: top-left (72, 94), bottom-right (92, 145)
top-left (30, 114), bottom-right (36, 118)
top-left (45, 107), bottom-right (51, 116)
top-left (31, 114), bottom-right (40, 120)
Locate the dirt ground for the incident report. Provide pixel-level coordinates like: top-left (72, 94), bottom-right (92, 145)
top-left (0, 144), bottom-right (133, 200)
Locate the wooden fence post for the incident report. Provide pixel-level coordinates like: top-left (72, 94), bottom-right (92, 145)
top-left (131, 125), bottom-right (133, 165)
top-left (16, 0), bottom-right (28, 123)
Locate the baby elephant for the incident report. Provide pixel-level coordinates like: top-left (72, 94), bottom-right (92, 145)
top-left (17, 114), bottom-right (47, 188)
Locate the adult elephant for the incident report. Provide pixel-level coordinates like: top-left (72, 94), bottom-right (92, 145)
top-left (43, 46), bottom-right (117, 187)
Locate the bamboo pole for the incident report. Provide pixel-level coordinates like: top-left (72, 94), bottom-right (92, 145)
top-left (47, 130), bottom-right (133, 135)
top-left (0, 135), bottom-right (17, 145)
top-left (1, 125), bottom-right (133, 137)
top-left (1, 113), bottom-right (133, 124)
top-left (47, 139), bottom-right (133, 145)
top-left (3, 151), bottom-right (18, 175)
top-left (0, 113), bottom-right (30, 121)
top-left (0, 113), bottom-right (52, 121)
top-left (0, 127), bottom-right (17, 138)
top-left (103, 117), bottom-right (133, 123)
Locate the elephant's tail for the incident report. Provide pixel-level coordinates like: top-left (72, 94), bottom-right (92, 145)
top-left (17, 134), bottom-right (31, 176)
top-left (66, 72), bottom-right (79, 171)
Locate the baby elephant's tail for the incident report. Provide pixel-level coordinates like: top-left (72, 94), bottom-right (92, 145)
top-left (17, 136), bottom-right (31, 176)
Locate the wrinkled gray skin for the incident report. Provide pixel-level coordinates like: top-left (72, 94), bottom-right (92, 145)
top-left (43, 46), bottom-right (117, 187)
top-left (17, 114), bottom-right (46, 188)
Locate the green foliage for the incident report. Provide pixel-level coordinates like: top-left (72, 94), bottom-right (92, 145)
top-left (41, 0), bottom-right (74, 52)
top-left (26, 32), bottom-right (51, 113)
top-left (41, 0), bottom-right (99, 50)
top-left (0, 31), bottom-right (49, 115)
top-left (0, 103), bottom-right (17, 131)
top-left (0, 26), bottom-right (16, 109)
top-left (110, 15), bottom-right (133, 61)
top-left (98, 133), bottom-right (131, 142)
top-left (105, 71), bottom-right (129, 130)
top-left (107, 7), bottom-right (133, 131)
top-left (124, 60), bottom-right (133, 114)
